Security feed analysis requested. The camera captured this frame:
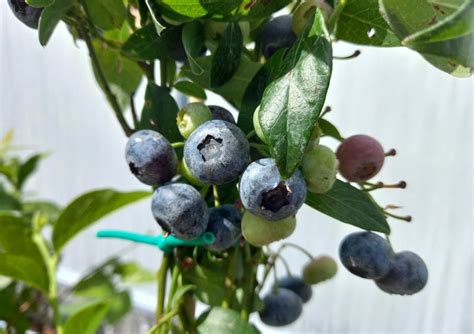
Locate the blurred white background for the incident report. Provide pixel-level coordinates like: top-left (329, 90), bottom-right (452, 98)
top-left (1, 3), bottom-right (473, 333)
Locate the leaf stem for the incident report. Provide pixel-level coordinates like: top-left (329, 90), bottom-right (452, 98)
top-left (171, 142), bottom-right (185, 149)
top-left (156, 253), bottom-right (170, 323)
top-left (278, 242), bottom-right (314, 260)
top-left (32, 228), bottom-right (63, 334)
top-left (80, 26), bottom-right (134, 137)
top-left (130, 93), bottom-right (139, 128)
top-left (160, 59), bottom-right (168, 89)
top-left (213, 185), bottom-right (220, 207)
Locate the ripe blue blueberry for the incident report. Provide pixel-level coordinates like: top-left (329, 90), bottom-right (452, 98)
top-left (277, 276), bottom-right (312, 303)
top-left (8, 0), bottom-right (43, 29)
top-left (239, 158), bottom-right (307, 221)
top-left (125, 130), bottom-right (178, 186)
top-left (151, 183), bottom-right (209, 240)
top-left (205, 205), bottom-right (242, 252)
top-left (260, 15), bottom-right (297, 59)
top-left (259, 288), bottom-right (303, 327)
top-left (208, 105), bottom-right (236, 124)
top-left (339, 232), bottom-right (393, 279)
top-left (375, 251), bottom-right (428, 295)
top-left (184, 120), bottom-right (250, 185)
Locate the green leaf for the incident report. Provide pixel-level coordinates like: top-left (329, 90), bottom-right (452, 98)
top-left (335, 0), bottom-right (401, 46)
top-left (52, 189), bottom-right (150, 252)
top-left (182, 21), bottom-right (206, 75)
top-left (0, 253), bottom-right (49, 292)
top-left (183, 56), bottom-right (261, 109)
top-left (92, 40), bottom-right (143, 95)
top-left (259, 11), bottom-right (333, 177)
top-left (18, 154), bottom-right (43, 190)
top-left (210, 23), bottom-right (243, 88)
top-left (38, 0), bottom-right (75, 46)
top-left (306, 180), bottom-right (390, 234)
top-left (84, 0), bottom-right (127, 31)
top-left (242, 0), bottom-right (291, 18)
top-left (402, 1), bottom-right (474, 69)
top-left (174, 80), bottom-right (207, 99)
top-left (197, 307), bottom-right (260, 334)
top-left (113, 262), bottom-right (155, 284)
top-left (122, 25), bottom-right (166, 61)
top-left (379, 0), bottom-right (472, 75)
top-left (0, 214), bottom-right (43, 261)
top-left (318, 118), bottom-right (344, 141)
top-left (139, 82), bottom-right (183, 143)
top-left (22, 200), bottom-right (61, 222)
top-left (26, 0), bottom-right (54, 8)
top-left (63, 301), bottom-right (110, 334)
top-left (0, 282), bottom-right (32, 334)
top-left (157, 0), bottom-right (242, 18)
top-left (238, 50), bottom-right (286, 134)
top-left (144, 0), bottom-right (167, 35)
top-left (170, 285), bottom-right (195, 306)
top-left (182, 263), bottom-right (227, 306)
top-left (0, 189), bottom-right (21, 212)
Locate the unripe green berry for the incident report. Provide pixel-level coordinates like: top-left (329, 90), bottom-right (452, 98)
top-left (302, 145), bottom-right (338, 194)
top-left (293, 0), bottom-right (333, 36)
top-left (179, 159), bottom-right (205, 186)
top-left (177, 103), bottom-right (212, 138)
top-left (253, 106), bottom-right (267, 144)
top-left (242, 211), bottom-right (296, 247)
top-left (302, 255), bottom-right (337, 285)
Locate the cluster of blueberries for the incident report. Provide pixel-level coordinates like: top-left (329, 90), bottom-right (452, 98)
top-left (340, 232), bottom-right (428, 295)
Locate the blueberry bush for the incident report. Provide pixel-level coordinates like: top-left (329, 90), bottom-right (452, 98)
top-left (3, 0), bottom-right (472, 332)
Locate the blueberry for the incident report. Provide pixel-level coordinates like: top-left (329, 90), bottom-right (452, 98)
top-left (204, 205), bottom-right (242, 252)
top-left (184, 120), bottom-right (250, 185)
top-left (151, 183), bottom-right (209, 240)
top-left (242, 211), bottom-right (296, 247)
top-left (208, 105), bottom-right (235, 124)
top-left (8, 0), bottom-right (43, 29)
top-left (336, 135), bottom-right (385, 182)
top-left (339, 232), bottom-right (393, 279)
top-left (260, 15), bottom-right (297, 59)
top-left (177, 103), bottom-right (212, 139)
top-left (259, 288), bottom-right (303, 327)
top-left (239, 158), bottom-right (307, 221)
top-left (302, 256), bottom-right (338, 285)
top-left (302, 145), bottom-right (338, 194)
top-left (125, 130), bottom-right (178, 186)
top-left (375, 251), bottom-right (428, 295)
top-left (277, 276), bottom-right (312, 303)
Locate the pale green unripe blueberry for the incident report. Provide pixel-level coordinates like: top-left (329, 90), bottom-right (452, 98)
top-left (302, 255), bottom-right (337, 285)
top-left (179, 159), bottom-right (205, 186)
top-left (253, 106), bottom-right (267, 144)
top-left (205, 20), bottom-right (251, 42)
top-left (242, 211), bottom-right (296, 247)
top-left (293, 0), bottom-right (334, 36)
top-left (176, 103), bottom-right (212, 138)
top-left (302, 145), bottom-right (337, 194)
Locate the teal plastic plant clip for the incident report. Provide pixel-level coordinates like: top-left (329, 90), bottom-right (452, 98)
top-left (96, 230), bottom-right (215, 254)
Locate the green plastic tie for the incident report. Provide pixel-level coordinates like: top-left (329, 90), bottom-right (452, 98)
top-left (96, 230), bottom-right (215, 254)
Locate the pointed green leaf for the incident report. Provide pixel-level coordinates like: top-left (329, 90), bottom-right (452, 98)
top-left (182, 21), bottom-right (206, 75)
top-left (174, 81), bottom-right (207, 99)
top-left (38, 0), bottom-right (75, 46)
top-left (157, 0), bottom-right (242, 18)
top-left (18, 154), bottom-right (43, 190)
top-left (52, 189), bottom-right (150, 252)
top-left (63, 301), bottom-right (110, 334)
top-left (84, 0), bottom-right (127, 31)
top-left (259, 11), bottom-right (333, 177)
top-left (122, 25), bottom-right (166, 61)
top-left (318, 118), bottom-right (344, 141)
top-left (210, 22), bottom-right (243, 88)
top-left (306, 180), bottom-right (390, 234)
top-left (139, 82), bottom-right (183, 142)
top-left (0, 214), bottom-right (44, 261)
top-left (0, 254), bottom-right (49, 292)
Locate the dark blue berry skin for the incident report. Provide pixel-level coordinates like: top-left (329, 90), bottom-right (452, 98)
top-left (151, 183), bottom-right (209, 240)
top-left (205, 205), bottom-right (242, 252)
top-left (259, 288), bottom-right (303, 327)
top-left (184, 120), bottom-right (250, 185)
top-left (339, 232), bottom-right (393, 279)
top-left (277, 276), bottom-right (312, 303)
top-left (239, 158), bottom-right (307, 221)
top-left (375, 251), bottom-right (428, 295)
top-left (260, 15), bottom-right (297, 59)
top-left (8, 0), bottom-right (43, 29)
top-left (208, 105), bottom-right (235, 124)
top-left (125, 130), bottom-right (178, 186)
